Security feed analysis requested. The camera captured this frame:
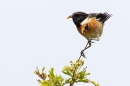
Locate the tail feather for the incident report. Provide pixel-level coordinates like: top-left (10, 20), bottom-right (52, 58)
top-left (104, 12), bottom-right (112, 22)
top-left (96, 12), bottom-right (112, 24)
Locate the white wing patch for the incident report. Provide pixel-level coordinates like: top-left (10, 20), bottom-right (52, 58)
top-left (80, 17), bottom-right (89, 25)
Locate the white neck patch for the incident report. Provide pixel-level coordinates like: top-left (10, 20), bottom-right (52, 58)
top-left (80, 17), bottom-right (89, 25)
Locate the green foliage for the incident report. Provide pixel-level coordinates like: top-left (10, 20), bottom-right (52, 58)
top-left (34, 59), bottom-right (99, 86)
top-left (34, 67), bottom-right (64, 86)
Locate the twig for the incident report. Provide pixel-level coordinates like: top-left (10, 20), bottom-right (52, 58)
top-left (78, 40), bottom-right (93, 65)
top-left (69, 40), bottom-right (92, 86)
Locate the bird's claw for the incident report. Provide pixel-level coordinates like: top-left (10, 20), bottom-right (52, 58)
top-left (80, 50), bottom-right (86, 58)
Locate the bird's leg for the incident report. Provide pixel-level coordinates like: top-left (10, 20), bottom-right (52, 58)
top-left (80, 39), bottom-right (92, 57)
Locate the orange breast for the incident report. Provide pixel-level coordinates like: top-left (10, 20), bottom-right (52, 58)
top-left (77, 18), bottom-right (103, 40)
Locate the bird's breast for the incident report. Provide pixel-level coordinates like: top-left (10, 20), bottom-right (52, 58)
top-left (77, 18), bottom-right (103, 40)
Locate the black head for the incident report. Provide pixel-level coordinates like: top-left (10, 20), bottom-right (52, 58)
top-left (67, 12), bottom-right (88, 27)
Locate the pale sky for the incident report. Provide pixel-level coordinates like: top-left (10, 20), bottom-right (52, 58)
top-left (0, 0), bottom-right (130, 86)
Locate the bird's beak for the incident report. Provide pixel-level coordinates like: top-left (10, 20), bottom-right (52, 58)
top-left (67, 15), bottom-right (72, 19)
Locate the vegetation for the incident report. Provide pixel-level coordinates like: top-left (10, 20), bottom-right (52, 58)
top-left (34, 58), bottom-right (99, 86)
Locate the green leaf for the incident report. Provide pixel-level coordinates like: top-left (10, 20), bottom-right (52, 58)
top-left (65, 78), bottom-right (72, 84)
top-left (77, 79), bottom-right (89, 83)
top-left (90, 80), bottom-right (100, 86)
top-left (62, 70), bottom-right (72, 76)
top-left (48, 68), bottom-right (55, 78)
top-left (78, 70), bottom-right (86, 79)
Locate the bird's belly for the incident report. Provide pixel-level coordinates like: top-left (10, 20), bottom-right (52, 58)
top-left (77, 18), bottom-right (103, 40)
top-left (83, 27), bottom-right (103, 39)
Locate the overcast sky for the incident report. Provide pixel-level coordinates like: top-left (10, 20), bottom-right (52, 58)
top-left (0, 0), bottom-right (130, 86)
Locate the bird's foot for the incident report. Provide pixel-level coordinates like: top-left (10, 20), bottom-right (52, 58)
top-left (80, 50), bottom-right (86, 58)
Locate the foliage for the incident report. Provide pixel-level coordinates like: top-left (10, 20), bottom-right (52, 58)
top-left (34, 59), bottom-right (99, 86)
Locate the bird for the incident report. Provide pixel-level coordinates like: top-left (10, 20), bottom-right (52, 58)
top-left (67, 11), bottom-right (112, 57)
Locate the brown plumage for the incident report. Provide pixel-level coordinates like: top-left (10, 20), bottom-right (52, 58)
top-left (67, 11), bottom-right (112, 57)
top-left (77, 18), bottom-right (103, 41)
